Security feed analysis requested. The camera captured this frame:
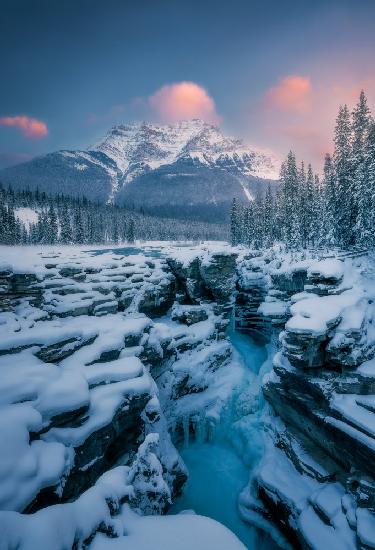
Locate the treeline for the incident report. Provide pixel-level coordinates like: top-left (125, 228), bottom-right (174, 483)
top-left (0, 186), bottom-right (228, 245)
top-left (231, 91), bottom-right (375, 250)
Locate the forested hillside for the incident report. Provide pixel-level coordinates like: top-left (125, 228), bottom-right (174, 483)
top-left (0, 186), bottom-right (228, 245)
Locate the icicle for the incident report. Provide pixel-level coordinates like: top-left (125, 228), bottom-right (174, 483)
top-left (182, 415), bottom-right (190, 448)
top-left (195, 410), bottom-right (207, 444)
top-left (170, 419), bottom-right (177, 441)
top-left (207, 418), bottom-right (216, 443)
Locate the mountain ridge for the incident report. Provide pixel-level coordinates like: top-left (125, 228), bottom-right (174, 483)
top-left (0, 120), bottom-right (280, 222)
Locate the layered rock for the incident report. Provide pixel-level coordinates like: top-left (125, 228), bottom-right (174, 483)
top-left (166, 248), bottom-right (237, 310)
top-left (238, 252), bottom-right (375, 550)
top-left (0, 243), bottom-right (241, 548)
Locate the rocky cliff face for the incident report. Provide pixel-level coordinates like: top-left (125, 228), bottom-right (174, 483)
top-left (0, 243), bottom-right (239, 547)
top-left (236, 249), bottom-right (375, 550)
top-left (2, 243), bottom-right (375, 549)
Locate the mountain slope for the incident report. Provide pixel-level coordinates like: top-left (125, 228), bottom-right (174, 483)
top-left (115, 157), bottom-right (274, 222)
top-left (0, 120), bottom-right (279, 222)
top-left (0, 150), bottom-right (120, 203)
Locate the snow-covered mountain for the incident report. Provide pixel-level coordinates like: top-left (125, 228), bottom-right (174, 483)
top-left (94, 119), bottom-right (279, 183)
top-left (0, 120), bottom-right (279, 222)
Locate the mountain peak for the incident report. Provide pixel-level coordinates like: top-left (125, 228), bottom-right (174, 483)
top-left (92, 119), bottom-right (279, 180)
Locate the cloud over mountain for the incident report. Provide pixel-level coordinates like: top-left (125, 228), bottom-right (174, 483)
top-left (148, 82), bottom-right (220, 124)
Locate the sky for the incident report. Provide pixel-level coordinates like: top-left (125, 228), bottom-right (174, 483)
top-left (1, 0), bottom-right (375, 170)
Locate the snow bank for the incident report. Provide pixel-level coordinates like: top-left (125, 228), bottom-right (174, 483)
top-left (286, 289), bottom-right (363, 336)
top-left (92, 507), bottom-right (246, 550)
top-left (0, 433), bottom-right (245, 550)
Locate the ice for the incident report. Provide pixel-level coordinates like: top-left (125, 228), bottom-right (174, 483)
top-left (169, 319), bottom-right (280, 549)
top-left (169, 442), bottom-right (257, 548)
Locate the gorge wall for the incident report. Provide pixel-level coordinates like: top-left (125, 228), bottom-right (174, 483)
top-left (0, 244), bottom-right (239, 548)
top-left (235, 249), bottom-right (375, 550)
top-left (1, 243), bottom-right (375, 549)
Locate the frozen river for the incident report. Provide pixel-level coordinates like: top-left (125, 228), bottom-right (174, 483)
top-left (170, 325), bottom-right (280, 549)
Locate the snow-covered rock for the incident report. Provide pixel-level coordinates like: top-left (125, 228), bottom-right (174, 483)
top-left (0, 243), bottom-right (248, 548)
top-left (237, 250), bottom-right (375, 549)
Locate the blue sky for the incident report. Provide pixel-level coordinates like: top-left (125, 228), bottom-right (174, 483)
top-left (1, 0), bottom-right (375, 169)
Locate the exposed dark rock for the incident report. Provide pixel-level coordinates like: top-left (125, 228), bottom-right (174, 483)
top-left (270, 268), bottom-right (307, 295)
top-left (171, 304), bottom-right (209, 325)
top-left (138, 276), bottom-right (176, 317)
top-left (35, 335), bottom-right (97, 362)
top-left (199, 252), bottom-right (237, 304)
top-left (27, 393), bottom-right (150, 512)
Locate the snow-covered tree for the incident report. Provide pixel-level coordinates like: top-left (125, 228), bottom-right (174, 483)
top-left (323, 153), bottom-right (336, 247)
top-left (280, 152), bottom-right (301, 249)
top-left (334, 104), bottom-right (353, 247)
top-left (356, 121), bottom-right (375, 247)
top-left (352, 91), bottom-right (373, 246)
top-left (60, 204), bottom-right (72, 244)
top-left (127, 218), bottom-right (135, 244)
top-left (47, 205), bottom-right (58, 243)
top-left (230, 198), bottom-right (240, 246)
top-left (263, 184), bottom-right (274, 248)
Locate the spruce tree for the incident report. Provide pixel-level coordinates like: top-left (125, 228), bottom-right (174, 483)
top-left (60, 205), bottom-right (72, 244)
top-left (281, 152), bottom-right (301, 249)
top-left (263, 184), bottom-right (274, 248)
top-left (47, 205), bottom-right (58, 243)
top-left (243, 204), bottom-right (255, 247)
top-left (323, 153), bottom-right (337, 247)
top-left (357, 121), bottom-right (375, 247)
top-left (305, 164), bottom-right (315, 247)
top-left (298, 162), bottom-right (307, 247)
top-left (230, 198), bottom-right (239, 246)
top-left (352, 91), bottom-right (373, 246)
top-left (127, 219), bottom-right (135, 243)
top-left (334, 105), bottom-right (352, 247)
top-left (73, 208), bottom-right (85, 244)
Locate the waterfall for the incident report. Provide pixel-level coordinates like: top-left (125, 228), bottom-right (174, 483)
top-left (169, 316), bottom-right (281, 549)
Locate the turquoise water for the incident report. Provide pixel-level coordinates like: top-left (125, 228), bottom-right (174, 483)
top-left (89, 246), bottom-right (162, 258)
top-left (170, 326), bottom-right (279, 549)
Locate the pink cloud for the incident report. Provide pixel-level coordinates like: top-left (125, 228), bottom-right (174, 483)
top-left (264, 75), bottom-right (312, 114)
top-left (249, 72), bottom-right (375, 168)
top-left (0, 115), bottom-right (48, 138)
top-left (149, 82), bottom-right (220, 124)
